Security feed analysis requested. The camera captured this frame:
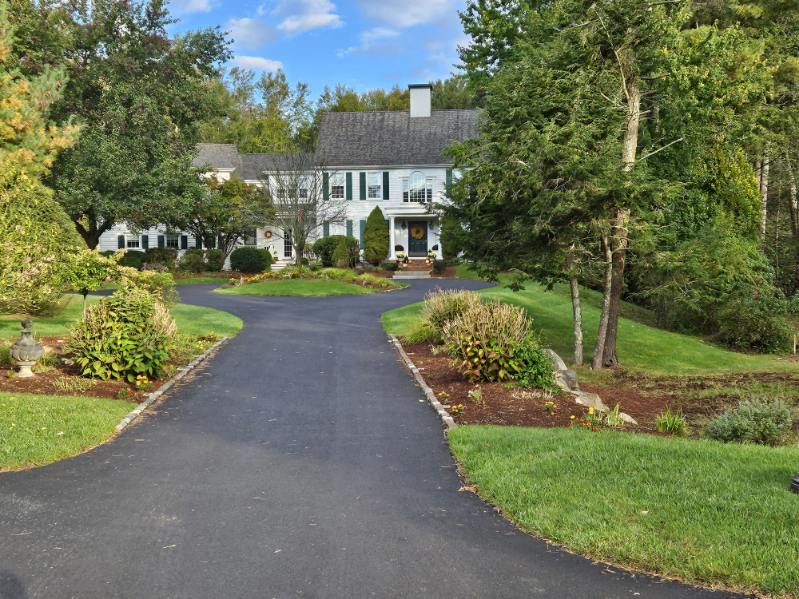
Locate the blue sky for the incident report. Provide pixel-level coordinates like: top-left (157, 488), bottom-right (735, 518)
top-left (167, 0), bottom-right (469, 97)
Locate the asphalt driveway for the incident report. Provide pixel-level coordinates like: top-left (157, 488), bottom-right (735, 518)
top-left (0, 281), bottom-right (742, 599)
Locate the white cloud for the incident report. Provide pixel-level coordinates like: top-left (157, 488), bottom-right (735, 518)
top-left (170, 0), bottom-right (214, 14)
top-left (273, 0), bottom-right (343, 34)
top-left (359, 0), bottom-right (452, 28)
top-left (233, 55), bottom-right (284, 72)
top-left (227, 17), bottom-right (276, 49)
top-left (337, 27), bottom-right (399, 57)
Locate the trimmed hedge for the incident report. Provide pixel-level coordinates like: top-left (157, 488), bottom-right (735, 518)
top-left (313, 235), bottom-right (348, 267)
top-left (230, 247), bottom-right (272, 273)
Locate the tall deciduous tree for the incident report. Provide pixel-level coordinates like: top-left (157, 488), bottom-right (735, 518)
top-left (13, 0), bottom-right (230, 248)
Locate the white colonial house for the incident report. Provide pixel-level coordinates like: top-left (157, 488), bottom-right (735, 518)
top-left (98, 84), bottom-right (478, 267)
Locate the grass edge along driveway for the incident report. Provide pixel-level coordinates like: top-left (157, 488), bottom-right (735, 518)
top-left (0, 296), bottom-right (243, 471)
top-left (0, 391), bottom-right (133, 471)
top-left (216, 278), bottom-right (377, 297)
top-left (381, 280), bottom-right (796, 375)
top-left (449, 426), bottom-right (799, 597)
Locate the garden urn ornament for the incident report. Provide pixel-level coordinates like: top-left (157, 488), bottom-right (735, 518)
top-left (11, 319), bottom-right (44, 378)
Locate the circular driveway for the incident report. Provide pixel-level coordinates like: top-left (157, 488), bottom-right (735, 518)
top-left (0, 281), bottom-right (743, 598)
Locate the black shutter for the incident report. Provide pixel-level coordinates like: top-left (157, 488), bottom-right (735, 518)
top-left (382, 172), bottom-right (389, 200)
top-left (117, 235), bottom-right (125, 249)
top-left (446, 168), bottom-right (453, 196)
top-left (323, 172), bottom-right (329, 201)
top-left (180, 235), bottom-right (188, 250)
top-left (194, 236), bottom-right (202, 249)
top-left (345, 172), bottom-right (353, 201)
top-left (359, 172), bottom-right (366, 200)
top-left (157, 235), bottom-right (165, 248)
top-left (141, 235), bottom-right (149, 250)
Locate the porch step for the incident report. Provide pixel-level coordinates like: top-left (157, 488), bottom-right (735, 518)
top-left (393, 271), bottom-right (431, 280)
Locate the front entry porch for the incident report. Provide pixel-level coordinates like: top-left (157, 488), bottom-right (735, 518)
top-left (386, 209), bottom-right (442, 261)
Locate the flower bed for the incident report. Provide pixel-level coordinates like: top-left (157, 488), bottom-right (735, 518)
top-left (228, 267), bottom-right (405, 291)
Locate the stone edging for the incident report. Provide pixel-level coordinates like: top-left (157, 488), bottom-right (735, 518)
top-left (114, 336), bottom-right (229, 433)
top-left (389, 335), bottom-right (456, 429)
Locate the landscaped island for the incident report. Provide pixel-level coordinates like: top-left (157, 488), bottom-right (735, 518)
top-left (0, 292), bottom-right (242, 471)
top-left (217, 267), bottom-right (406, 297)
top-left (383, 281), bottom-right (799, 596)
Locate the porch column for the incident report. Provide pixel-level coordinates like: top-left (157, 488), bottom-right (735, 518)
top-left (389, 216), bottom-right (396, 259)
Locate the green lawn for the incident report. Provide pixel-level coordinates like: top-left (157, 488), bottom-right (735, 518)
top-left (449, 426), bottom-right (799, 596)
top-left (175, 276), bottom-right (229, 286)
top-left (382, 281), bottom-right (796, 375)
top-left (0, 391), bottom-right (133, 471)
top-left (217, 278), bottom-right (376, 297)
top-left (0, 294), bottom-right (242, 340)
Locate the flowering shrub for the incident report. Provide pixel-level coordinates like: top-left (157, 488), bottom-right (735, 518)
top-left (570, 405), bottom-right (624, 431)
top-left (450, 403), bottom-right (465, 415)
top-left (234, 267), bottom-right (401, 290)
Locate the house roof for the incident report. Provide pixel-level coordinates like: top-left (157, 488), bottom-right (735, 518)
top-left (237, 153), bottom-right (315, 180)
top-left (193, 143), bottom-right (240, 170)
top-left (315, 109), bottom-right (479, 167)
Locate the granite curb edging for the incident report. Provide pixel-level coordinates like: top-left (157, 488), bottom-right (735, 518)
top-left (389, 335), bottom-right (456, 429)
top-left (114, 336), bottom-right (229, 433)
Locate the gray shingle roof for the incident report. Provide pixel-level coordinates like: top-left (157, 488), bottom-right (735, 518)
top-left (192, 143), bottom-right (240, 170)
top-left (315, 109), bottom-right (479, 167)
top-left (237, 153), bottom-right (315, 180)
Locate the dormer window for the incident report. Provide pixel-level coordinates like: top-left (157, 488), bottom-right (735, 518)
top-left (403, 171), bottom-right (433, 202)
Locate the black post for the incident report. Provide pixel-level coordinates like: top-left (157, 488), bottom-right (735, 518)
top-left (791, 474), bottom-right (799, 494)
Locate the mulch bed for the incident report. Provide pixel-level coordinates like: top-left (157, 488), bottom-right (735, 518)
top-left (403, 342), bottom-right (583, 427)
top-left (0, 337), bottom-right (152, 403)
top-left (401, 341), bottom-right (799, 435)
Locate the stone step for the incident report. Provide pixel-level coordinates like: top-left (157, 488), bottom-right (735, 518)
top-left (393, 272), bottom-right (431, 279)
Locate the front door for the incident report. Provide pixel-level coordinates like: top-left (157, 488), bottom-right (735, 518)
top-left (408, 221), bottom-right (428, 257)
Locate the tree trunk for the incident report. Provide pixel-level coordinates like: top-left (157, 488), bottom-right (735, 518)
top-left (566, 247), bottom-right (583, 366)
top-left (602, 208), bottom-right (630, 368)
top-left (600, 74), bottom-right (640, 368)
top-left (569, 274), bottom-right (583, 366)
top-left (760, 151), bottom-right (770, 236)
top-left (591, 233), bottom-right (613, 370)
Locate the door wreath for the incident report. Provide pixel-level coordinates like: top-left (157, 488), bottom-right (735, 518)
top-left (410, 225), bottom-right (426, 240)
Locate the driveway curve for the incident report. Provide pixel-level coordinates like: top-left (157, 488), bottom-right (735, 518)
top-left (0, 281), bottom-right (742, 599)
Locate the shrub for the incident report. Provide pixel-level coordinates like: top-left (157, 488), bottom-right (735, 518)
top-left (332, 236), bottom-right (359, 269)
top-left (364, 206), bottom-right (390, 265)
top-left (432, 259), bottom-right (446, 275)
top-left (705, 398), bottom-right (793, 446)
top-left (118, 250), bottom-right (145, 270)
top-left (230, 247), bottom-right (272, 274)
top-left (716, 290), bottom-right (792, 353)
top-left (143, 248), bottom-right (178, 270)
top-left (420, 289), bottom-right (483, 340)
top-left (0, 174), bottom-right (86, 314)
top-left (442, 301), bottom-right (555, 388)
top-left (66, 285), bottom-right (177, 382)
top-left (313, 235), bottom-right (348, 267)
top-left (117, 267), bottom-right (177, 304)
top-left (381, 260), bottom-right (398, 272)
top-left (656, 407), bottom-right (688, 436)
top-left (178, 249), bottom-right (206, 273)
top-left (205, 249), bottom-right (225, 272)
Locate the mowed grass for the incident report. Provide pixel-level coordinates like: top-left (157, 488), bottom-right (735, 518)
top-left (0, 391), bottom-right (133, 471)
top-left (382, 281), bottom-right (796, 375)
top-left (0, 294), bottom-right (242, 340)
top-left (449, 426), bottom-right (799, 596)
top-left (217, 278), bottom-right (375, 297)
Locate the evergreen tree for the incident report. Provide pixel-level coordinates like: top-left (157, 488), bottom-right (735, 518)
top-left (363, 206), bottom-right (389, 265)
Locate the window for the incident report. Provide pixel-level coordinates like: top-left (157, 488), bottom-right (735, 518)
top-left (165, 234), bottom-right (179, 249)
top-left (404, 171), bottom-right (432, 203)
top-left (243, 230), bottom-right (257, 245)
top-left (330, 173), bottom-right (345, 199)
top-left (299, 186), bottom-right (308, 200)
top-left (126, 236), bottom-right (140, 249)
top-left (367, 172), bottom-right (382, 199)
top-left (284, 229), bottom-right (293, 258)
